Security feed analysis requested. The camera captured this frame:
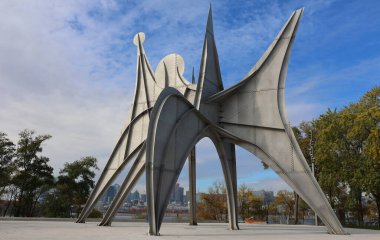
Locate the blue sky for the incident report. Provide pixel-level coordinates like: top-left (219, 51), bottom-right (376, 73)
top-left (0, 0), bottom-right (379, 193)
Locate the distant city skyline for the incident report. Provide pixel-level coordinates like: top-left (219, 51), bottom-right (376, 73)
top-left (99, 182), bottom-right (276, 208)
top-left (100, 182), bottom-right (190, 208)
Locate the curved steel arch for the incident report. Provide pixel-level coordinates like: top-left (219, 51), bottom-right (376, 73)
top-left (146, 88), bottom-right (239, 235)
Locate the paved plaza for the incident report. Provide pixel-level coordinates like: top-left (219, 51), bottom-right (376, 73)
top-left (0, 221), bottom-right (379, 240)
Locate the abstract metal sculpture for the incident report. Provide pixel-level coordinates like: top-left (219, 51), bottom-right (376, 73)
top-left (77, 7), bottom-right (347, 236)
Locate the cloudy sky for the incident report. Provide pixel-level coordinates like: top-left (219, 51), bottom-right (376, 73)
top-left (1, 0), bottom-right (379, 194)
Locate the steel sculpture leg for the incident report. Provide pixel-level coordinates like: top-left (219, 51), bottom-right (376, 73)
top-left (76, 141), bottom-right (145, 223)
top-left (238, 141), bottom-right (345, 234)
top-left (188, 147), bottom-right (197, 225)
top-left (99, 143), bottom-right (146, 226)
top-left (212, 139), bottom-right (239, 230)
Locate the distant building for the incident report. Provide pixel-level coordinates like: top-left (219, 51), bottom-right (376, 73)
top-left (131, 190), bottom-right (140, 201)
top-left (103, 184), bottom-right (120, 204)
top-left (169, 183), bottom-right (185, 205)
top-left (140, 193), bottom-right (147, 203)
top-left (124, 189), bottom-right (141, 204)
top-left (175, 185), bottom-right (184, 204)
top-left (170, 186), bottom-right (176, 203)
top-left (185, 190), bottom-right (201, 204)
top-left (126, 192), bottom-right (132, 202)
top-left (253, 190), bottom-right (274, 205)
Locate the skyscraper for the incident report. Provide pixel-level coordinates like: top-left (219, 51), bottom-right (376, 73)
top-left (103, 184), bottom-right (120, 204)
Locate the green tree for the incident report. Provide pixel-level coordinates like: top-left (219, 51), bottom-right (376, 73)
top-left (292, 86), bottom-right (380, 226)
top-left (293, 113), bottom-right (350, 224)
top-left (316, 87), bottom-right (379, 226)
top-left (12, 130), bottom-right (54, 217)
top-left (340, 106), bottom-right (368, 225)
top-left (0, 132), bottom-right (15, 196)
top-left (43, 156), bottom-right (98, 217)
top-left (350, 86), bottom-right (380, 226)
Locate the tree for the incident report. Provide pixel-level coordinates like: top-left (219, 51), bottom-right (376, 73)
top-left (274, 190), bottom-right (295, 224)
top-left (11, 130), bottom-right (54, 217)
top-left (0, 132), bottom-right (15, 196)
top-left (340, 105), bottom-right (368, 225)
top-left (197, 181), bottom-right (228, 221)
top-left (300, 111), bottom-right (350, 224)
top-left (315, 87), bottom-right (379, 226)
top-left (351, 86), bottom-right (380, 226)
top-left (43, 156), bottom-right (98, 217)
top-left (238, 184), bottom-right (264, 220)
top-left (292, 86), bottom-right (380, 226)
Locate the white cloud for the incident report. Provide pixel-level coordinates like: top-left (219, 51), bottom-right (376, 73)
top-left (0, 0), bottom-right (133, 174)
top-left (241, 178), bottom-right (292, 194)
top-left (286, 102), bottom-right (323, 125)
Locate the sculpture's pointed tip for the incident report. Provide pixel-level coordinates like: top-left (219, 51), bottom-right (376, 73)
top-left (291, 8), bottom-right (304, 27)
top-left (206, 4), bottom-right (213, 34)
top-left (294, 7), bottom-right (304, 16)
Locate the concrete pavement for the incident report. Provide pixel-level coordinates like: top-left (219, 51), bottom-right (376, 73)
top-left (0, 221), bottom-right (379, 240)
